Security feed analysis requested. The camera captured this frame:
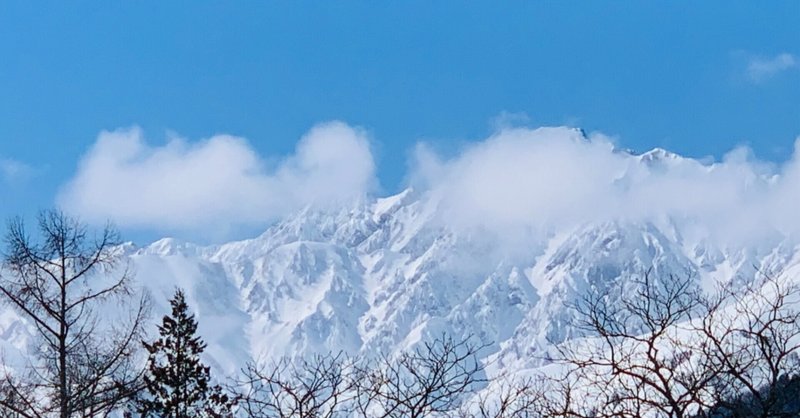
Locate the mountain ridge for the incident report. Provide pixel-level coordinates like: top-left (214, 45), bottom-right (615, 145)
top-left (2, 143), bottom-right (798, 383)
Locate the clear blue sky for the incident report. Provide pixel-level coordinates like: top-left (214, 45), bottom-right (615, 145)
top-left (0, 2), bottom-right (798, 243)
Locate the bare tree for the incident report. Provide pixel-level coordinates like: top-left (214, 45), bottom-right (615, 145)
top-left (227, 268), bottom-right (800, 418)
top-left (454, 377), bottom-right (542, 418)
top-left (555, 271), bottom-right (718, 418)
top-left (0, 210), bottom-right (150, 418)
top-left (698, 270), bottom-right (800, 418)
top-left (236, 353), bottom-right (354, 418)
top-left (353, 335), bottom-right (487, 418)
top-left (549, 267), bottom-right (800, 418)
top-left (0, 376), bottom-right (31, 418)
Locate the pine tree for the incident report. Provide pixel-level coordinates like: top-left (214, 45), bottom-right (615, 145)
top-left (138, 289), bottom-right (234, 418)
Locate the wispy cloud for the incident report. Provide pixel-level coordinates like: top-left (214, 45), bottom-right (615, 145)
top-left (0, 158), bottom-right (33, 184)
top-left (57, 122), bottom-right (377, 235)
top-left (56, 120), bottom-right (800, 247)
top-left (411, 126), bottom-right (800, 245)
top-left (490, 111), bottom-right (531, 131)
top-left (746, 53), bottom-right (797, 83)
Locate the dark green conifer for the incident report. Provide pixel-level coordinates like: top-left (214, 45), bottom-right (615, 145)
top-left (138, 289), bottom-right (234, 418)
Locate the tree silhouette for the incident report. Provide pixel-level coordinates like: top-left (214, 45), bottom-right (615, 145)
top-left (0, 210), bottom-right (149, 418)
top-left (138, 289), bottom-right (234, 418)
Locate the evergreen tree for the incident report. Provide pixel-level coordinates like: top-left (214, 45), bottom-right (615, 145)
top-left (138, 289), bottom-right (234, 418)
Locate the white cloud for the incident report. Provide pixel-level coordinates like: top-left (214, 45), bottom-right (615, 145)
top-left (746, 53), bottom-right (797, 83)
top-left (411, 126), bottom-right (800, 245)
top-left (0, 158), bottom-right (33, 184)
top-left (57, 121), bottom-right (800, 247)
top-left (58, 121), bottom-right (376, 233)
top-left (490, 111), bottom-right (531, 131)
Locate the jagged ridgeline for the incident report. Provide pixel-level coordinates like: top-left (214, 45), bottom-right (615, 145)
top-left (2, 142), bottom-right (800, 416)
top-left (3, 170), bottom-right (795, 376)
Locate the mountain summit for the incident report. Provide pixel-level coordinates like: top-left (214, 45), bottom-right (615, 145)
top-left (1, 143), bottom-right (797, 381)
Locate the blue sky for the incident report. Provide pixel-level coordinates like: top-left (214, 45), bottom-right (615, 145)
top-left (0, 2), bottom-right (798, 244)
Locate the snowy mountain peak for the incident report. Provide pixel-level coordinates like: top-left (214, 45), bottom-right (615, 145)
top-left (143, 237), bottom-right (199, 256)
top-left (637, 147), bottom-right (686, 166)
top-left (3, 147), bottom-right (798, 380)
top-left (105, 189), bottom-right (793, 375)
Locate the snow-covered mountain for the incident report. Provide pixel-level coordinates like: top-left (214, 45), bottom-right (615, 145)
top-left (3, 138), bottom-right (800, 382)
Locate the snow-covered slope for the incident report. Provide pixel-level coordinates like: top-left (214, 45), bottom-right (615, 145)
top-left (131, 195), bottom-right (798, 377)
top-left (2, 143), bottom-right (799, 382)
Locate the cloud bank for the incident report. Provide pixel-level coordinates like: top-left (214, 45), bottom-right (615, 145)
top-left (412, 127), bottom-right (800, 244)
top-left (58, 122), bottom-right (376, 233)
top-left (59, 122), bottom-right (800, 245)
top-left (746, 53), bottom-right (797, 83)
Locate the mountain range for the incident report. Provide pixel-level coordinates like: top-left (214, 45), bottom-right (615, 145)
top-left (2, 129), bottom-right (798, 384)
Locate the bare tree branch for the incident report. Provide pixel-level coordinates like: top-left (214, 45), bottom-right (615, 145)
top-left (0, 210), bottom-right (150, 418)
